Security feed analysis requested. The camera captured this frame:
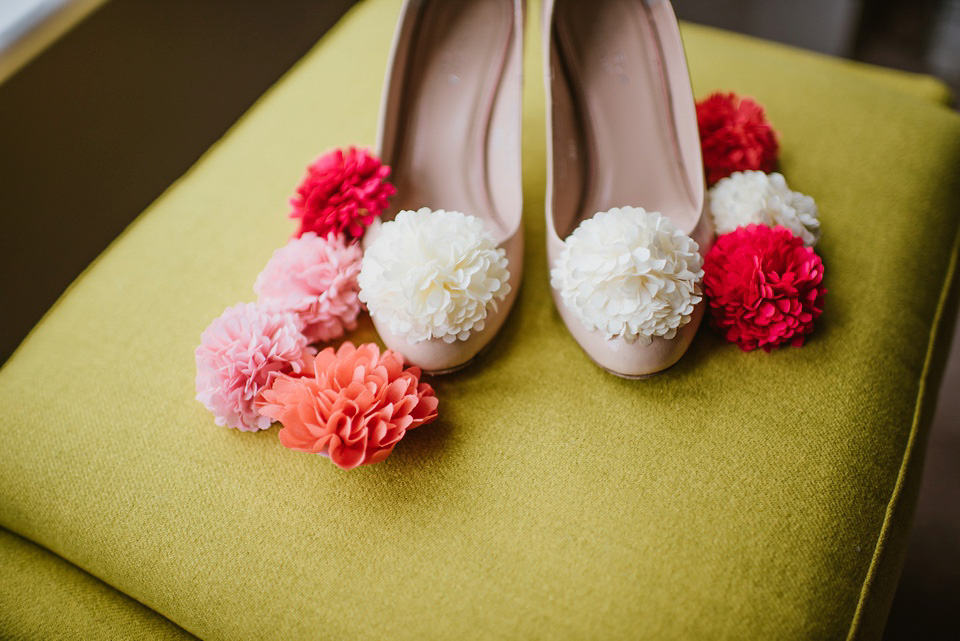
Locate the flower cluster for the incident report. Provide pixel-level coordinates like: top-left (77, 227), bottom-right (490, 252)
top-left (703, 225), bottom-right (825, 351)
top-left (697, 91), bottom-right (827, 351)
top-left (257, 342), bottom-right (438, 469)
top-left (196, 146), bottom-right (436, 468)
top-left (290, 147), bottom-right (396, 240)
top-left (696, 92), bottom-right (779, 186)
top-left (550, 207), bottom-right (703, 344)
top-left (192, 85), bottom-right (830, 468)
top-left (358, 208), bottom-right (511, 343)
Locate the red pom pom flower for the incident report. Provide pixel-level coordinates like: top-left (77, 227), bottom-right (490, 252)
top-left (702, 225), bottom-right (825, 352)
top-left (257, 342), bottom-right (438, 469)
top-left (290, 147), bottom-right (396, 240)
top-left (696, 92), bottom-right (779, 186)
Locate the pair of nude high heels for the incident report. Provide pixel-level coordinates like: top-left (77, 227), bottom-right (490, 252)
top-left (358, 0), bottom-right (713, 378)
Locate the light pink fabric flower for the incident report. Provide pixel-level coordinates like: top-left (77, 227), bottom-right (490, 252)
top-left (195, 303), bottom-right (315, 431)
top-left (257, 342), bottom-right (438, 469)
top-left (255, 232), bottom-right (363, 344)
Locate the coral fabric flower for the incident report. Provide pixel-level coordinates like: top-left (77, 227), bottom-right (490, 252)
top-left (255, 232), bottom-right (363, 344)
top-left (696, 92), bottom-right (779, 186)
top-left (196, 303), bottom-right (315, 431)
top-left (290, 147), bottom-right (396, 240)
top-left (702, 225), bottom-right (825, 352)
top-left (257, 342), bottom-right (438, 469)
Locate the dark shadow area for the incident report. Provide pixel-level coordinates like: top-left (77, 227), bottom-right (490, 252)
top-left (852, 0), bottom-right (943, 74)
top-left (882, 275), bottom-right (960, 641)
top-left (0, 0), bottom-right (357, 364)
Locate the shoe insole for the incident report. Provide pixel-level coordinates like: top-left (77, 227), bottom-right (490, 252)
top-left (388, 0), bottom-right (517, 241)
top-left (553, 0), bottom-right (696, 238)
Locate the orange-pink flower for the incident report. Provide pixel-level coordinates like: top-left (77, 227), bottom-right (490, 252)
top-left (257, 342), bottom-right (438, 469)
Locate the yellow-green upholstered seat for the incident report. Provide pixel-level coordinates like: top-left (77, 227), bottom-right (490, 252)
top-left (2, 1), bottom-right (958, 638)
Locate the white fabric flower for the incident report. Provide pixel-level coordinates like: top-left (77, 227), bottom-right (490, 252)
top-left (709, 170), bottom-right (820, 246)
top-left (550, 207), bottom-right (703, 344)
top-left (358, 208), bottom-right (511, 343)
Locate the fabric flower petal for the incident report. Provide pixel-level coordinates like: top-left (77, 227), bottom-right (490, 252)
top-left (257, 342), bottom-right (438, 469)
top-left (550, 207), bottom-right (704, 345)
top-left (696, 92), bottom-right (779, 186)
top-left (195, 303), bottom-right (314, 431)
top-left (255, 232), bottom-right (364, 344)
top-left (358, 208), bottom-right (511, 343)
top-left (290, 147), bottom-right (396, 240)
top-left (709, 171), bottom-right (820, 246)
top-left (702, 224), bottom-right (826, 351)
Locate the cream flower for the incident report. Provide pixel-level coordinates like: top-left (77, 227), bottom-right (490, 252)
top-left (709, 170), bottom-right (820, 246)
top-left (550, 207), bottom-right (703, 344)
top-left (358, 208), bottom-right (510, 343)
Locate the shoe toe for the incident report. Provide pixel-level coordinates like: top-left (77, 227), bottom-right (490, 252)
top-left (548, 207), bottom-right (708, 378)
top-left (557, 300), bottom-right (706, 378)
top-left (360, 209), bottom-right (522, 374)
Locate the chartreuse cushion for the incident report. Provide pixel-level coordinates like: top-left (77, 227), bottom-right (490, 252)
top-left (0, 527), bottom-right (196, 640)
top-left (1, 0), bottom-right (958, 638)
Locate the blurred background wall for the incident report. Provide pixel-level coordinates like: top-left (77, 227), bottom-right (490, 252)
top-left (675, 0), bottom-right (960, 96)
top-left (0, 0), bottom-right (356, 364)
top-left (0, 1), bottom-right (958, 638)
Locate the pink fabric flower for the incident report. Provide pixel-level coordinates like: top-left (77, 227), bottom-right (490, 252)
top-left (257, 342), bottom-right (438, 469)
top-left (702, 225), bottom-right (826, 352)
top-left (290, 147), bottom-right (396, 240)
top-left (697, 92), bottom-right (779, 186)
top-left (255, 232), bottom-right (363, 344)
top-left (195, 303), bottom-right (315, 431)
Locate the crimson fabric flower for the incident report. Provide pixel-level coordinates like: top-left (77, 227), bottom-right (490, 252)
top-left (702, 225), bottom-right (825, 352)
top-left (290, 147), bottom-right (396, 240)
top-left (696, 92), bottom-right (779, 186)
top-left (257, 342), bottom-right (438, 469)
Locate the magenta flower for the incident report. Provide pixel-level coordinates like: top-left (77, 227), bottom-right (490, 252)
top-left (289, 147), bottom-right (396, 240)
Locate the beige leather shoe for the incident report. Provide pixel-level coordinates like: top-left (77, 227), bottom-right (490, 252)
top-left (360, 0), bottom-right (525, 374)
top-left (543, 0), bottom-right (713, 378)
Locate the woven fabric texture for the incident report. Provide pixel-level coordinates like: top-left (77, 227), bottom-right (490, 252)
top-left (1, 0), bottom-right (959, 639)
top-left (0, 527), bottom-right (196, 640)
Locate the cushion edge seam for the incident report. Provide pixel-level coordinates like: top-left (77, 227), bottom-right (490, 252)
top-left (845, 221), bottom-right (960, 640)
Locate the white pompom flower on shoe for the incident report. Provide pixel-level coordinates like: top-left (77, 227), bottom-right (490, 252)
top-left (709, 170), bottom-right (820, 246)
top-left (358, 208), bottom-right (511, 343)
top-left (550, 207), bottom-right (704, 345)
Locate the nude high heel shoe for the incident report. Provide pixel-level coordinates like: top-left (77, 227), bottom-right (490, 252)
top-left (358, 0), bottom-right (525, 375)
top-left (543, 0), bottom-right (713, 378)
